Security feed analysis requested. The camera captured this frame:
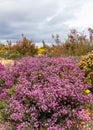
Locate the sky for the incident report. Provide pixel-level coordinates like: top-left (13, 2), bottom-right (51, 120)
top-left (0, 0), bottom-right (93, 46)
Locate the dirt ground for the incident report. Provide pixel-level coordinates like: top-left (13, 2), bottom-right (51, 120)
top-left (0, 58), bottom-right (14, 66)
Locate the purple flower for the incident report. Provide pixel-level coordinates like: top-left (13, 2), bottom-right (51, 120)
top-left (0, 57), bottom-right (92, 129)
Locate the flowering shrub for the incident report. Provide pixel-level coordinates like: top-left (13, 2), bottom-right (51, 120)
top-left (38, 48), bottom-right (46, 54)
top-left (0, 57), bottom-right (93, 130)
top-left (0, 63), bottom-right (10, 122)
top-left (79, 52), bottom-right (93, 92)
top-left (84, 89), bottom-right (91, 94)
top-left (0, 63), bottom-right (4, 70)
top-left (0, 36), bottom-right (38, 59)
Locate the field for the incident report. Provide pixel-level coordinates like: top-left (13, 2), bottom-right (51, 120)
top-left (0, 29), bottom-right (93, 130)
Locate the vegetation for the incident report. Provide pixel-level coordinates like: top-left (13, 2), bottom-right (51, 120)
top-left (0, 57), bottom-right (93, 130)
top-left (0, 35), bottom-right (38, 59)
top-left (0, 28), bottom-right (93, 59)
top-left (0, 28), bottom-right (93, 130)
top-left (44, 28), bottom-right (93, 57)
top-left (79, 52), bottom-right (93, 92)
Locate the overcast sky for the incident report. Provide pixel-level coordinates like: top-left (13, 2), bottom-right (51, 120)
top-left (0, 0), bottom-right (93, 45)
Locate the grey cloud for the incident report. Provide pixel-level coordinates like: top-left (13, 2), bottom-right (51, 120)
top-left (0, 0), bottom-right (89, 43)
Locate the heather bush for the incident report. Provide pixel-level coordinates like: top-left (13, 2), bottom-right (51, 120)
top-left (0, 63), bottom-right (10, 122)
top-left (0, 63), bottom-right (4, 70)
top-left (0, 57), bottom-right (92, 130)
top-left (79, 52), bottom-right (93, 91)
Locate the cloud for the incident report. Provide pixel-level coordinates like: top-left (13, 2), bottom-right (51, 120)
top-left (0, 0), bottom-right (91, 43)
top-left (65, 1), bottom-right (93, 29)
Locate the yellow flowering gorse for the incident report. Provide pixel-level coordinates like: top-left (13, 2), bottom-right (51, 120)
top-left (79, 52), bottom-right (93, 87)
top-left (84, 89), bottom-right (91, 94)
top-left (38, 48), bottom-right (46, 54)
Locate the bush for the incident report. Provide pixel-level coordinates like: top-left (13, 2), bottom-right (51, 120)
top-left (0, 36), bottom-right (38, 59)
top-left (0, 63), bottom-right (10, 122)
top-left (79, 52), bottom-right (93, 91)
top-left (38, 48), bottom-right (46, 55)
top-left (0, 63), bottom-right (4, 70)
top-left (0, 57), bottom-right (93, 130)
top-left (11, 36), bottom-right (38, 58)
top-left (45, 29), bottom-right (92, 57)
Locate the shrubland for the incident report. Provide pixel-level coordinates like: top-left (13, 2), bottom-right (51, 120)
top-left (44, 29), bottom-right (93, 57)
top-left (0, 57), bottom-right (93, 130)
top-left (0, 28), bottom-right (93, 130)
top-left (0, 35), bottom-right (38, 59)
top-left (0, 28), bottom-right (93, 59)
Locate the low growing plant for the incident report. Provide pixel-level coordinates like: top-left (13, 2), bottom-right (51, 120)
top-left (0, 57), bottom-right (92, 130)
